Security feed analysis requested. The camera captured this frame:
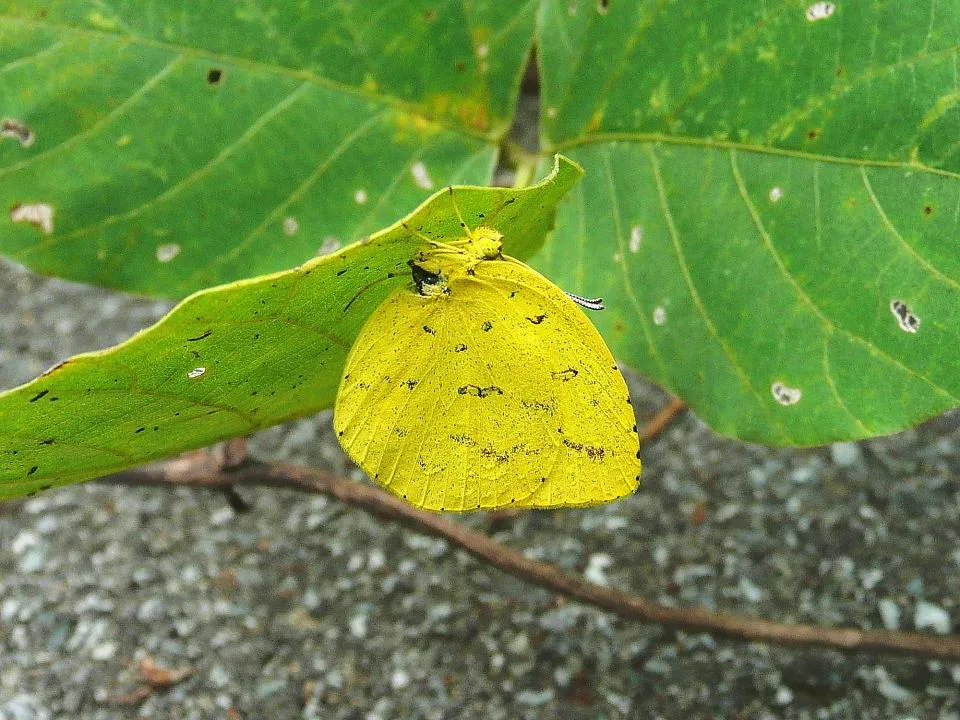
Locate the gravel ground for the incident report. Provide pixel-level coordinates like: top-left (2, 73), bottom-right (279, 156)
top-left (2, 246), bottom-right (960, 720)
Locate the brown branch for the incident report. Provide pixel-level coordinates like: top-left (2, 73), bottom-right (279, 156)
top-left (102, 455), bottom-right (960, 661)
top-left (639, 396), bottom-right (687, 444)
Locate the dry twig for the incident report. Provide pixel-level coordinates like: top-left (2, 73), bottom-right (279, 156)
top-left (639, 397), bottom-right (687, 444)
top-left (102, 449), bottom-right (960, 662)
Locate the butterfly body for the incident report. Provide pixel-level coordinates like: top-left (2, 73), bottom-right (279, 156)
top-left (334, 226), bottom-right (640, 512)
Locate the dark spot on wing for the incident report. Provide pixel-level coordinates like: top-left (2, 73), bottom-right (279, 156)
top-left (562, 437), bottom-right (606, 462)
top-left (423, 325), bottom-right (436, 335)
top-left (527, 314), bottom-right (547, 325)
top-left (187, 330), bottom-right (212, 342)
top-left (551, 368), bottom-right (578, 381)
top-left (458, 384), bottom-right (504, 398)
top-left (480, 445), bottom-right (509, 463)
top-left (29, 390), bottom-right (48, 403)
top-left (481, 320), bottom-right (493, 332)
top-left (454, 343), bottom-right (468, 353)
top-left (521, 399), bottom-right (553, 414)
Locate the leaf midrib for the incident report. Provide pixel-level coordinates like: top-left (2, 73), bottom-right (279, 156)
top-left (546, 131), bottom-right (960, 181)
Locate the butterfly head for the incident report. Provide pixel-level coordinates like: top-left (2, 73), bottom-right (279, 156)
top-left (408, 257), bottom-right (449, 298)
top-left (454, 225), bottom-right (503, 261)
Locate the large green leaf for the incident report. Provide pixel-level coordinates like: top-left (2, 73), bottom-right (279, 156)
top-left (0, 156), bottom-right (582, 500)
top-left (533, 0), bottom-right (960, 444)
top-left (4, 0), bottom-right (958, 446)
top-left (0, 1), bottom-right (536, 296)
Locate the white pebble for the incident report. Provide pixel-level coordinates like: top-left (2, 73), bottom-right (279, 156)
top-left (915, 601), bottom-right (951, 634)
top-left (507, 633), bottom-right (529, 655)
top-left (91, 641), bottom-right (116, 660)
top-left (1, 598), bottom-right (20, 622)
top-left (368, 548), bottom-right (386, 571)
top-left (830, 441), bottom-right (862, 467)
top-left (739, 577), bottom-right (764, 603)
top-left (878, 599), bottom-right (900, 630)
top-left (390, 669), bottom-right (410, 690)
top-left (584, 553), bottom-right (613, 586)
top-left (874, 667), bottom-right (912, 702)
top-left (652, 545), bottom-right (669, 567)
top-left (859, 568), bottom-right (883, 590)
top-left (12, 530), bottom-right (39, 555)
top-left (674, 564), bottom-right (714, 584)
top-left (349, 613), bottom-right (368, 638)
top-left (516, 688), bottom-right (555, 706)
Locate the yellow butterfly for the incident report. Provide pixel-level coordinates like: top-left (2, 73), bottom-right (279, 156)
top-left (334, 193), bottom-right (640, 512)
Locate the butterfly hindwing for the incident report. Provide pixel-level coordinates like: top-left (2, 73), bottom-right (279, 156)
top-left (467, 258), bottom-right (639, 508)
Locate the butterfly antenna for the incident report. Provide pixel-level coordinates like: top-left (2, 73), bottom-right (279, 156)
top-left (447, 186), bottom-right (477, 241)
top-left (566, 292), bottom-right (605, 311)
top-left (402, 220), bottom-right (468, 257)
top-left (429, 240), bottom-right (468, 255)
top-left (343, 272), bottom-right (404, 313)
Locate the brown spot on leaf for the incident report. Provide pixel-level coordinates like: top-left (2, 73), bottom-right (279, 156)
top-left (1, 118), bottom-right (34, 147)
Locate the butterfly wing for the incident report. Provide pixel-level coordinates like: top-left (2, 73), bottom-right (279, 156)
top-left (334, 256), bottom-right (640, 512)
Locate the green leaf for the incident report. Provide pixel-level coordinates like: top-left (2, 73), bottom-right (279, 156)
top-left (533, 0), bottom-right (960, 444)
top-left (0, 1), bottom-right (536, 297)
top-left (0, 156), bottom-right (582, 501)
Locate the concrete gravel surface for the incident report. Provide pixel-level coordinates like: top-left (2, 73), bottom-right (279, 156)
top-left (2, 258), bottom-right (960, 720)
